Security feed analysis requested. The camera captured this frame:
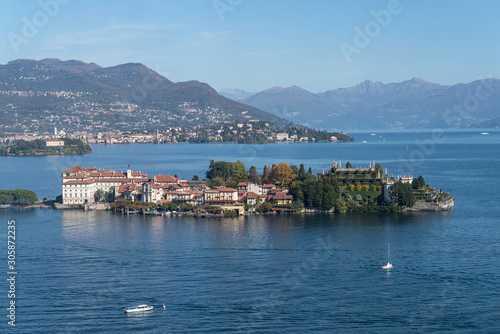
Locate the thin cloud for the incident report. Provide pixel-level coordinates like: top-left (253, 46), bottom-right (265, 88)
top-left (48, 23), bottom-right (183, 47)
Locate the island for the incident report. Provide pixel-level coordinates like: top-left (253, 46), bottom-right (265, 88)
top-left (0, 189), bottom-right (38, 208)
top-left (55, 160), bottom-right (454, 216)
top-left (0, 138), bottom-right (91, 156)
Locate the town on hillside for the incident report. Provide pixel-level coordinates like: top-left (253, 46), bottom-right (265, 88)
top-left (58, 160), bottom-right (454, 216)
top-left (0, 121), bottom-right (353, 147)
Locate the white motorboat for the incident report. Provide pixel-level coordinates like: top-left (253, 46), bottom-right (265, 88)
top-left (382, 243), bottom-right (393, 270)
top-left (124, 304), bottom-right (154, 313)
top-left (481, 132), bottom-right (489, 135)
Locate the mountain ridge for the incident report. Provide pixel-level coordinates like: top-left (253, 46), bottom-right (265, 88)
top-left (227, 78), bottom-right (500, 129)
top-left (0, 59), bottom-right (289, 133)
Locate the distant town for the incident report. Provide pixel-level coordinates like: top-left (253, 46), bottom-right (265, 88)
top-left (0, 120), bottom-right (352, 147)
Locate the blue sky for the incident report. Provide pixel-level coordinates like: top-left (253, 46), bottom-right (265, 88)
top-left (0, 0), bottom-right (499, 92)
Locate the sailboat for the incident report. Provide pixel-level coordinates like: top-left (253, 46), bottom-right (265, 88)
top-left (382, 243), bottom-right (393, 270)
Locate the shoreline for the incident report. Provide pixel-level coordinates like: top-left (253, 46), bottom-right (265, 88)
top-left (30, 199), bottom-right (454, 215)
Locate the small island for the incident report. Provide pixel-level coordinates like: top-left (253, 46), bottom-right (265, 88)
top-left (0, 189), bottom-right (38, 208)
top-left (0, 138), bottom-right (91, 156)
top-left (56, 160), bottom-right (453, 216)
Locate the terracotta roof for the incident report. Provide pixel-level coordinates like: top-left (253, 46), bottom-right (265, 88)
top-left (262, 184), bottom-right (275, 188)
top-left (220, 187), bottom-right (237, 192)
top-left (238, 182), bottom-right (248, 186)
top-left (272, 192), bottom-right (293, 200)
top-left (63, 180), bottom-right (94, 185)
top-left (153, 175), bottom-right (178, 183)
top-left (246, 192), bottom-right (259, 199)
top-left (62, 165), bottom-right (88, 174)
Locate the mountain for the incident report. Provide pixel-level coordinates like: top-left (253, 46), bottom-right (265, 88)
top-left (219, 88), bottom-right (256, 101)
top-left (241, 86), bottom-right (344, 128)
top-left (241, 78), bottom-right (500, 130)
top-left (0, 59), bottom-right (287, 133)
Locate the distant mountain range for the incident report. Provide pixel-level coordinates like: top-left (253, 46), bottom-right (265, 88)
top-left (0, 59), bottom-right (287, 133)
top-left (220, 78), bottom-right (500, 130)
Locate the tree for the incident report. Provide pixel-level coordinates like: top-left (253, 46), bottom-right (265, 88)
top-left (270, 162), bottom-right (296, 185)
top-left (94, 189), bottom-right (105, 202)
top-left (248, 166), bottom-right (261, 184)
top-left (345, 161), bottom-right (352, 169)
top-left (105, 187), bottom-right (115, 202)
top-left (262, 165), bottom-right (268, 183)
top-left (205, 160), bottom-right (247, 183)
top-left (192, 175), bottom-right (199, 181)
top-left (418, 175), bottom-right (425, 188)
top-left (390, 181), bottom-right (415, 207)
top-left (207, 177), bottom-right (224, 188)
top-left (322, 182), bottom-right (337, 210)
top-left (412, 178), bottom-right (420, 189)
top-left (298, 164), bottom-right (306, 181)
top-left (305, 167), bottom-right (315, 181)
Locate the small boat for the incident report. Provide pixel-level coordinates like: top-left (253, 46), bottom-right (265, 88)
top-left (362, 140), bottom-right (367, 143)
top-left (124, 304), bottom-right (154, 313)
top-left (1, 205), bottom-right (11, 209)
top-left (370, 133), bottom-right (376, 136)
top-left (481, 132), bottom-right (489, 135)
top-left (382, 243), bottom-right (393, 270)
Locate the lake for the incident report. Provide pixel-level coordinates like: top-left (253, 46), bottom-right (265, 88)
top-left (1, 129), bottom-right (499, 332)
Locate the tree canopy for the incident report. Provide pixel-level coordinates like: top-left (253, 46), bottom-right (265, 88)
top-left (0, 189), bottom-right (38, 205)
top-left (390, 181), bottom-right (415, 207)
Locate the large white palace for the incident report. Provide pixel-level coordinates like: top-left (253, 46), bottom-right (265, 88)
top-left (60, 165), bottom-right (292, 206)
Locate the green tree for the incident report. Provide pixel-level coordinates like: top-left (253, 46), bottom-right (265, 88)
top-left (418, 175), bottom-right (425, 188)
top-left (412, 178), bottom-right (420, 189)
top-left (305, 167), bottom-right (315, 181)
top-left (94, 189), bottom-right (105, 202)
top-left (298, 164), bottom-right (306, 181)
top-left (192, 175), bottom-right (199, 181)
top-left (391, 181), bottom-right (415, 207)
top-left (105, 187), bottom-right (115, 202)
top-left (248, 166), bottom-right (261, 184)
top-left (345, 162), bottom-right (352, 168)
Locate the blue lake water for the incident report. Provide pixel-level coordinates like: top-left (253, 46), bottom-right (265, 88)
top-left (1, 129), bottom-right (500, 333)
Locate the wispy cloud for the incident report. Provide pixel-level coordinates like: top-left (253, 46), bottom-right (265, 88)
top-left (48, 23), bottom-right (183, 47)
top-left (41, 46), bottom-right (68, 51)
